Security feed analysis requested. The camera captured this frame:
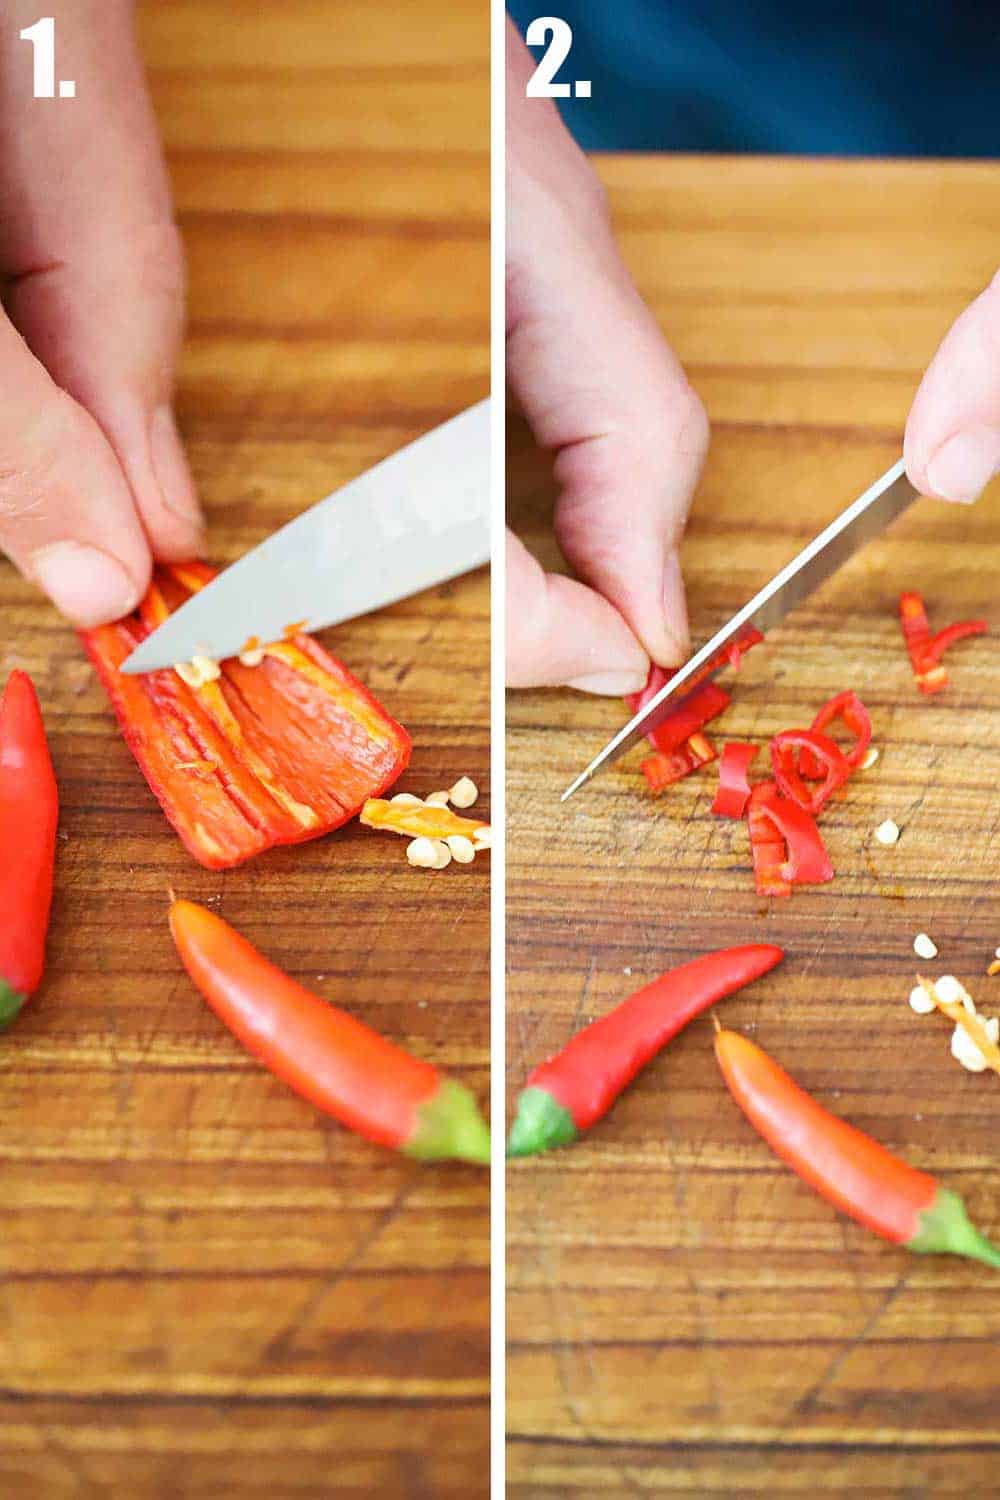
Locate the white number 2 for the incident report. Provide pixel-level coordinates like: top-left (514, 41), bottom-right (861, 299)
top-left (525, 16), bottom-right (574, 99)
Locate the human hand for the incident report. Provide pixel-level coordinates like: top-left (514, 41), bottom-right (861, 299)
top-left (905, 272), bottom-right (1000, 505)
top-left (505, 17), bottom-right (708, 694)
top-left (0, 0), bottom-right (203, 628)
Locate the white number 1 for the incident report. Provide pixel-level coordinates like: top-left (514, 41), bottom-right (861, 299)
top-left (20, 16), bottom-right (75, 99)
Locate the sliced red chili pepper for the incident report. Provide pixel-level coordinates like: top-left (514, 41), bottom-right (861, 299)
top-left (711, 743), bottom-right (759, 819)
top-left (756, 792), bottom-right (833, 885)
top-left (899, 591), bottom-right (988, 695)
top-left (170, 899), bottom-right (489, 1162)
top-left (80, 564), bottom-right (411, 870)
top-left (640, 731), bottom-right (716, 793)
top-left (799, 691), bottom-right (872, 778)
top-left (770, 729), bottom-right (850, 815)
top-left (0, 672), bottom-right (58, 1028)
top-left (715, 1027), bottom-right (1000, 1266)
top-left (646, 682), bottom-right (730, 754)
top-left (507, 944), bottom-right (784, 1156)
top-left (747, 783), bottom-right (791, 898)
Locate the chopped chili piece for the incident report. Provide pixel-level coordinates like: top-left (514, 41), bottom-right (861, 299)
top-left (640, 731), bottom-right (716, 793)
top-left (715, 1026), bottom-right (1000, 1267)
top-left (747, 783), bottom-right (791, 898)
top-left (80, 564), bottom-right (411, 870)
top-left (756, 792), bottom-right (834, 885)
top-left (0, 672), bottom-right (58, 1028)
top-left (507, 945), bottom-right (784, 1156)
top-left (799, 691), bottom-right (872, 778)
top-left (711, 743), bottom-right (759, 819)
top-left (360, 799), bottom-right (488, 842)
top-left (170, 899), bottom-right (489, 1162)
top-left (626, 670), bottom-right (730, 753)
top-left (770, 729), bottom-right (850, 815)
top-left (899, 591), bottom-right (988, 695)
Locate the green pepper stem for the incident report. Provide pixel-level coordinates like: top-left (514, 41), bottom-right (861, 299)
top-left (908, 1187), bottom-right (1000, 1268)
top-left (506, 1086), bottom-right (578, 1158)
top-left (0, 980), bottom-right (25, 1032)
top-left (406, 1078), bottom-right (490, 1165)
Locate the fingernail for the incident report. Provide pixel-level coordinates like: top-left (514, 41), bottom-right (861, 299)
top-left (567, 670), bottom-right (649, 696)
top-left (151, 404), bottom-right (204, 530)
top-left (660, 551), bottom-right (690, 662)
top-left (925, 424), bottom-right (1000, 505)
top-left (30, 541), bottom-right (142, 627)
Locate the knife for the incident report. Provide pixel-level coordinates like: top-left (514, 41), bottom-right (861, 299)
top-left (561, 457), bottom-right (918, 801)
top-left (122, 399), bottom-right (491, 674)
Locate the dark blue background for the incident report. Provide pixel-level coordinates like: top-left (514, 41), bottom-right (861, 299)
top-left (508, 3), bottom-right (1000, 156)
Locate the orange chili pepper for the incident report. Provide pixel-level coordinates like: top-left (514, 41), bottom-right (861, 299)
top-left (715, 1027), bottom-right (1000, 1266)
top-left (169, 899), bottom-right (489, 1163)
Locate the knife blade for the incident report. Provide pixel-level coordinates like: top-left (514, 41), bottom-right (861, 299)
top-left (561, 457), bottom-right (918, 801)
top-left (122, 399), bottom-right (490, 674)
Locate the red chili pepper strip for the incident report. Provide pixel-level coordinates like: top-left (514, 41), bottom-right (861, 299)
top-left (770, 729), bottom-right (850, 815)
top-left (756, 793), bottom-right (833, 885)
top-left (747, 783), bottom-right (791, 898)
top-left (507, 944), bottom-right (784, 1157)
top-left (645, 682), bottom-right (730, 754)
top-left (899, 591), bottom-right (988, 695)
top-left (714, 1027), bottom-right (1000, 1266)
top-left (0, 673), bottom-right (59, 1028)
top-left (640, 731), bottom-right (716, 793)
top-left (923, 619), bottom-right (988, 665)
top-left (799, 691), bottom-right (872, 779)
top-left (169, 899), bottom-right (489, 1162)
top-left (80, 565), bottom-right (411, 869)
top-left (711, 743), bottom-right (759, 819)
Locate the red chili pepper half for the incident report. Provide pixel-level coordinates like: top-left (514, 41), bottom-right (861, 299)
top-left (641, 731), bottom-right (716, 793)
top-left (0, 672), bottom-right (59, 1028)
top-left (506, 944), bottom-right (784, 1157)
top-left (81, 565), bottom-right (411, 869)
top-left (899, 591), bottom-right (988, 696)
top-left (170, 899), bottom-right (489, 1162)
top-left (715, 1027), bottom-right (1000, 1267)
top-left (770, 729), bottom-right (850, 815)
top-left (711, 742), bottom-right (759, 819)
top-left (799, 690), bottom-right (872, 778)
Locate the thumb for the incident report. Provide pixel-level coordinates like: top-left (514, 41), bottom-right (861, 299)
top-left (506, 531), bottom-right (649, 692)
top-left (905, 272), bottom-right (1000, 504)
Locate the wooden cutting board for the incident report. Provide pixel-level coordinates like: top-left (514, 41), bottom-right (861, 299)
top-left (0, 5), bottom-right (489, 1496)
top-left (507, 155), bottom-right (1000, 1496)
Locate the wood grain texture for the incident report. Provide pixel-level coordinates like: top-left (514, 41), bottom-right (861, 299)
top-left (0, 4), bottom-right (489, 1495)
top-left (507, 155), bottom-right (1000, 1495)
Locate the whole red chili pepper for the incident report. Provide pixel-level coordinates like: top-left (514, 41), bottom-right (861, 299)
top-left (0, 672), bottom-right (58, 1028)
top-left (770, 728), bottom-right (850, 815)
top-left (507, 944), bottom-right (783, 1157)
top-left (711, 742), bottom-right (759, 819)
top-left (169, 899), bottom-right (489, 1163)
top-left (715, 1027), bottom-right (1000, 1266)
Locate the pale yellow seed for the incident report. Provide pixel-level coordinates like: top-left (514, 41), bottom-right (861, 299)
top-left (406, 836), bottom-right (440, 868)
top-left (429, 839), bottom-right (452, 869)
top-left (390, 793), bottom-right (424, 807)
top-left (913, 933), bottom-right (938, 960)
top-left (935, 974), bottom-right (967, 1008)
top-left (425, 790), bottom-right (451, 808)
top-left (951, 1022), bottom-right (989, 1073)
top-left (860, 746), bottom-right (880, 770)
top-left (174, 654), bottom-right (221, 689)
top-left (472, 826), bottom-right (492, 850)
top-left (874, 819), bottom-right (900, 846)
top-left (909, 983), bottom-right (936, 1015)
top-left (446, 835), bottom-right (476, 864)
top-left (449, 776), bottom-right (478, 809)
top-left (239, 647), bottom-right (265, 667)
